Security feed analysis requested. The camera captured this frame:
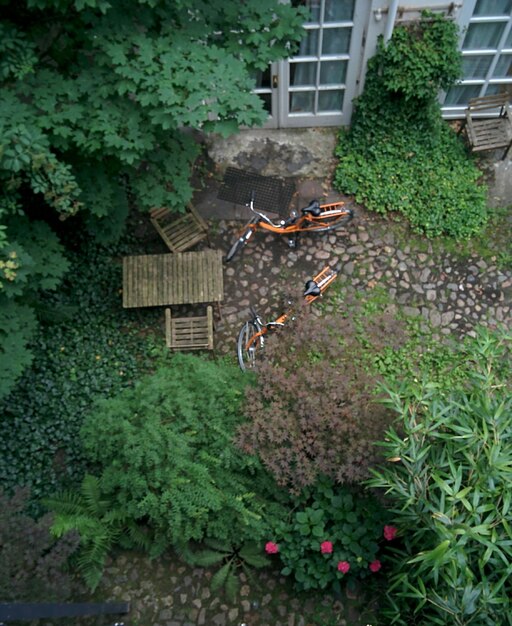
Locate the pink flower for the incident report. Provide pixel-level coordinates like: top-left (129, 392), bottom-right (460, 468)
top-left (383, 525), bottom-right (398, 541)
top-left (265, 541), bottom-right (279, 554)
top-left (369, 559), bottom-right (381, 572)
top-left (320, 541), bottom-right (333, 554)
top-left (337, 561), bottom-right (350, 574)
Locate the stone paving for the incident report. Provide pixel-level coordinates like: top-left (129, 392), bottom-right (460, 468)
top-left (95, 551), bottom-right (372, 626)
top-left (209, 203), bottom-right (511, 354)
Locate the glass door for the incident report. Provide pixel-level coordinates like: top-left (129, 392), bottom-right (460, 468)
top-left (252, 63), bottom-right (279, 129)
top-left (442, 0), bottom-right (512, 116)
top-left (279, 0), bottom-right (368, 127)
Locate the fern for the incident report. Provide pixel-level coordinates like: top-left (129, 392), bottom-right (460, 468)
top-left (224, 569), bottom-right (239, 604)
top-left (211, 561), bottom-right (233, 593)
top-left (44, 474), bottom-right (161, 591)
top-left (185, 539), bottom-right (270, 601)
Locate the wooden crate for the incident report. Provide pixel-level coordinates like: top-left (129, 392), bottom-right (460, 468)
top-left (165, 306), bottom-right (214, 351)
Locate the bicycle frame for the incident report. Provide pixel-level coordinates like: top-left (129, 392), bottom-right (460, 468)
top-left (246, 199), bottom-right (349, 234)
top-left (226, 196), bottom-right (353, 262)
top-left (237, 265), bottom-right (338, 370)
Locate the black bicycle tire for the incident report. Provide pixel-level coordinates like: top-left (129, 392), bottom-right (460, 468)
top-left (302, 208), bottom-right (354, 233)
top-left (226, 235), bottom-right (246, 263)
top-left (237, 320), bottom-right (262, 371)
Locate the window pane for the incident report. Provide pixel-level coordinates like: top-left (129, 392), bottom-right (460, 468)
top-left (320, 60), bottom-right (347, 84)
top-left (257, 93), bottom-right (272, 115)
top-left (290, 91), bottom-right (315, 113)
top-left (484, 83), bottom-right (511, 95)
top-left (473, 0), bottom-right (512, 15)
top-left (322, 27), bottom-right (351, 54)
top-left (292, 0), bottom-right (321, 23)
top-left (324, 0), bottom-right (354, 22)
top-left (290, 62), bottom-right (317, 86)
top-left (298, 29), bottom-right (319, 56)
top-left (318, 90), bottom-right (344, 112)
top-left (253, 67), bottom-right (271, 89)
top-left (463, 23), bottom-right (506, 49)
top-left (462, 55), bottom-right (493, 78)
top-left (493, 54), bottom-right (512, 77)
top-left (444, 84), bottom-right (482, 105)
top-left (506, 28), bottom-right (512, 48)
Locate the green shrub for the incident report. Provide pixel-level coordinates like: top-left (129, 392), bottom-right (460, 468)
top-left (367, 329), bottom-right (512, 625)
top-left (80, 354), bottom-right (286, 547)
top-left (334, 14), bottom-right (487, 239)
top-left (273, 477), bottom-right (391, 593)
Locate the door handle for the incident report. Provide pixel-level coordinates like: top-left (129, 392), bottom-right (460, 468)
top-left (272, 74), bottom-right (278, 88)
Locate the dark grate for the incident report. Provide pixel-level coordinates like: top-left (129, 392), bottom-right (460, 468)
top-left (218, 167), bottom-right (296, 216)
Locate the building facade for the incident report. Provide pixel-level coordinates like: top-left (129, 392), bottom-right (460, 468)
top-left (254, 0), bottom-right (512, 127)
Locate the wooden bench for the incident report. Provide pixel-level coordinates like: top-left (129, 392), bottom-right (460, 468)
top-left (150, 205), bottom-right (210, 253)
top-left (165, 306), bottom-right (214, 351)
top-left (459, 93), bottom-right (512, 160)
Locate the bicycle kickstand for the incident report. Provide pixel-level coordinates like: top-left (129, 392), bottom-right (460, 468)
top-left (287, 232), bottom-right (299, 249)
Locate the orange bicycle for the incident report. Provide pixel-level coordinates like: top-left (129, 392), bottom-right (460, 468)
top-left (226, 193), bottom-right (353, 262)
top-left (236, 265), bottom-right (338, 371)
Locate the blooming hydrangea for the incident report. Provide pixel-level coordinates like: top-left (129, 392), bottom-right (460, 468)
top-left (383, 525), bottom-right (397, 541)
top-left (320, 541), bottom-right (333, 554)
top-left (337, 561), bottom-right (350, 574)
top-left (369, 559), bottom-right (381, 572)
top-left (265, 541), bottom-right (279, 554)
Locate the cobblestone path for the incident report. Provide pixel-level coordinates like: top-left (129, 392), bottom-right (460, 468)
top-left (213, 205), bottom-right (511, 354)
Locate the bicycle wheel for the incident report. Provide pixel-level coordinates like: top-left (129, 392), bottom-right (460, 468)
top-left (302, 205), bottom-right (354, 233)
top-left (237, 321), bottom-right (264, 371)
top-left (226, 224), bottom-right (255, 262)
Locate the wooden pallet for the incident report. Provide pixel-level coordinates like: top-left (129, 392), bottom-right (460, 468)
top-left (165, 306), bottom-right (214, 351)
top-left (150, 205), bottom-right (209, 253)
top-left (460, 93), bottom-right (512, 160)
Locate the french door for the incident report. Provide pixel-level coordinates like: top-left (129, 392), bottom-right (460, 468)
top-left (442, 0), bottom-right (512, 116)
top-left (254, 0), bottom-right (368, 128)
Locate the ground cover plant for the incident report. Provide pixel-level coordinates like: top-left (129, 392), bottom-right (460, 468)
top-left (0, 487), bottom-right (79, 602)
top-left (368, 329), bottom-right (512, 625)
top-left (0, 237), bottom-right (155, 507)
top-left (334, 12), bottom-right (487, 239)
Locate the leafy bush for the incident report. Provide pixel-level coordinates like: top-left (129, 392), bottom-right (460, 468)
top-left (45, 474), bottom-right (160, 590)
top-left (80, 354), bottom-right (286, 547)
top-left (0, 487), bottom-right (79, 602)
top-left (0, 238), bottom-right (155, 506)
top-left (367, 329), bottom-right (512, 625)
top-left (334, 14), bottom-right (487, 239)
top-left (236, 305), bottom-right (405, 491)
top-left (380, 12), bottom-right (461, 100)
top-left (273, 477), bottom-right (391, 593)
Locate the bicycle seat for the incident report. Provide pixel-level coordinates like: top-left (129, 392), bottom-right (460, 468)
top-left (301, 200), bottom-right (321, 217)
top-left (303, 279), bottom-right (321, 298)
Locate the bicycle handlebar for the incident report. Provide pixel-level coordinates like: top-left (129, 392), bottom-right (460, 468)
top-left (246, 192), bottom-right (285, 229)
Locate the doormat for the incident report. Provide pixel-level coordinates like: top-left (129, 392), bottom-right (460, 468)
top-left (218, 167), bottom-right (296, 216)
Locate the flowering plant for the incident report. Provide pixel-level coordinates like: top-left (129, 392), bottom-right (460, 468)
top-left (273, 477), bottom-right (391, 592)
